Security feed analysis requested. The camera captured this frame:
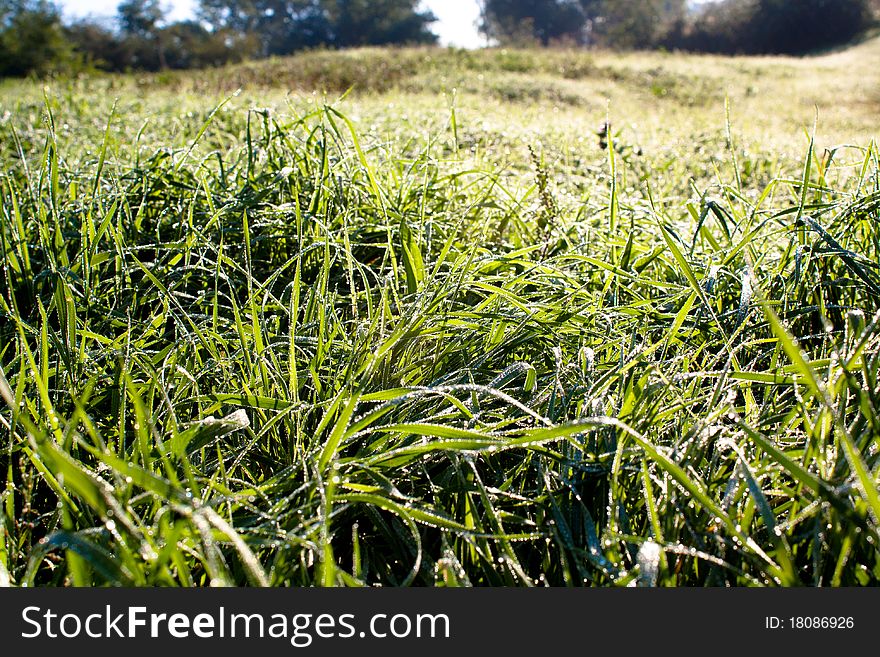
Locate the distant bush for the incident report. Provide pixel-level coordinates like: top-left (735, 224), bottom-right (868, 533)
top-left (479, 0), bottom-right (878, 55)
top-left (0, 0), bottom-right (73, 76)
top-left (666, 0), bottom-right (876, 55)
top-left (479, 0), bottom-right (688, 49)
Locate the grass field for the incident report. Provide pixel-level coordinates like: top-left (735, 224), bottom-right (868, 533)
top-left (1, 38), bottom-right (880, 587)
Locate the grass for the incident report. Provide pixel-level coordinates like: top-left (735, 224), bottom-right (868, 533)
top-left (1, 39), bottom-right (879, 587)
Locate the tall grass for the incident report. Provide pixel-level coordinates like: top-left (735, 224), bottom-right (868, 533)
top-left (1, 51), bottom-right (879, 586)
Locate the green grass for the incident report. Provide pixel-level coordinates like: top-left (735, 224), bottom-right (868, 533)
top-left (1, 41), bottom-right (880, 587)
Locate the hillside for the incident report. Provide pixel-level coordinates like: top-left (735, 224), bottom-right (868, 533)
top-left (1, 41), bottom-right (879, 587)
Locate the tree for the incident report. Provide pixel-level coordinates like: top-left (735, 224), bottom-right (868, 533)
top-left (0, 0), bottom-right (72, 76)
top-left (325, 0), bottom-right (436, 48)
top-left (65, 17), bottom-right (126, 71)
top-left (161, 20), bottom-right (253, 69)
top-left (198, 0), bottom-right (436, 54)
top-left (118, 0), bottom-right (163, 37)
top-left (479, 0), bottom-right (586, 45)
top-left (479, 0), bottom-right (687, 48)
top-left (670, 0), bottom-right (874, 55)
top-left (117, 0), bottom-right (168, 69)
top-left (746, 0), bottom-right (872, 54)
top-left (198, 0), bottom-right (331, 55)
top-left (585, 0), bottom-right (686, 49)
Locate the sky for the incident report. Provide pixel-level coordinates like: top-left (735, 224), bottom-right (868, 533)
top-left (59, 0), bottom-right (487, 48)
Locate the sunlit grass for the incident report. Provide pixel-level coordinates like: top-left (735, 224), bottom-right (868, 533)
top-left (1, 41), bottom-right (879, 587)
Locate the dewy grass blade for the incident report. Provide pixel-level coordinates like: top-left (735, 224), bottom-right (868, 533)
top-left (400, 217), bottom-right (425, 295)
top-left (317, 392), bottom-right (361, 472)
top-left (176, 90), bottom-right (240, 171)
top-left (796, 116), bottom-right (816, 245)
top-left (731, 443), bottom-right (799, 585)
top-left (837, 427), bottom-right (880, 528)
top-left (757, 295), bottom-right (825, 400)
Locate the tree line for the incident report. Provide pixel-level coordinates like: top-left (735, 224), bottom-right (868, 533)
top-left (0, 0), bottom-right (438, 76)
top-left (1, 0), bottom-right (878, 78)
top-left (480, 0), bottom-right (878, 53)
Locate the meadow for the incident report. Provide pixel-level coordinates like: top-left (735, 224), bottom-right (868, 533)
top-left (1, 38), bottom-right (879, 586)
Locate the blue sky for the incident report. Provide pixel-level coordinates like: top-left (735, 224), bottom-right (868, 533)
top-left (59, 0), bottom-right (487, 48)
